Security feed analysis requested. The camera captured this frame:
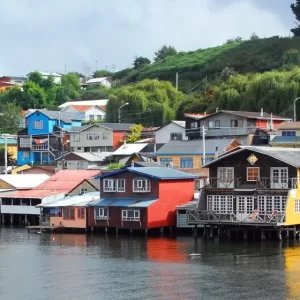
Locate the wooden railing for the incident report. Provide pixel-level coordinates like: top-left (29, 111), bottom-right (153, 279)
top-left (187, 209), bottom-right (285, 225)
top-left (256, 177), bottom-right (297, 189)
top-left (204, 177), bottom-right (242, 189)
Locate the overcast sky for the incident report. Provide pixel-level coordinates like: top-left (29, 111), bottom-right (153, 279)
top-left (0, 0), bottom-right (295, 77)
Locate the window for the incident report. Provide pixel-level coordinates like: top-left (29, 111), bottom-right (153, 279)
top-left (80, 188), bottom-right (88, 194)
top-left (22, 151), bottom-right (29, 159)
top-left (33, 120), bottom-right (44, 129)
top-left (102, 132), bottom-right (109, 140)
top-left (295, 199), bottom-right (300, 213)
top-left (95, 207), bottom-right (108, 220)
top-left (160, 158), bottom-right (173, 166)
top-left (191, 121), bottom-right (198, 128)
top-left (282, 130), bottom-right (296, 137)
top-left (180, 157), bottom-right (193, 168)
top-left (170, 132), bottom-right (183, 140)
top-left (230, 120), bottom-right (238, 127)
top-left (20, 138), bottom-right (30, 148)
top-left (122, 210), bottom-right (140, 221)
top-left (94, 133), bottom-right (100, 140)
top-left (133, 178), bottom-right (151, 192)
top-left (89, 115), bottom-right (95, 121)
top-left (247, 167), bottom-right (260, 181)
top-left (103, 179), bottom-right (116, 192)
top-left (214, 120), bottom-right (220, 128)
top-left (77, 147), bottom-right (82, 150)
top-left (208, 121), bottom-right (214, 128)
top-left (87, 133), bottom-right (93, 140)
top-left (78, 208), bottom-right (85, 219)
top-left (97, 115), bottom-right (102, 120)
top-left (117, 179), bottom-right (125, 192)
top-left (63, 207), bottom-right (75, 220)
top-left (73, 133), bottom-right (80, 142)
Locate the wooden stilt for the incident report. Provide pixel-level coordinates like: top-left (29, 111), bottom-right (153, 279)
top-left (243, 229), bottom-right (248, 241)
top-left (260, 229), bottom-right (266, 242)
top-left (278, 228), bottom-right (282, 241)
top-left (209, 225), bottom-right (214, 240)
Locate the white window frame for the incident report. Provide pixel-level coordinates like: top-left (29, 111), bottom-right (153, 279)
top-left (122, 210), bottom-right (140, 221)
top-left (95, 207), bottom-right (108, 220)
top-left (80, 188), bottom-right (88, 194)
top-left (117, 179), bottom-right (125, 192)
top-left (103, 179), bottom-right (116, 192)
top-left (22, 151), bottom-right (30, 159)
top-left (295, 199), bottom-right (300, 213)
top-left (33, 120), bottom-right (44, 130)
top-left (20, 137), bottom-right (31, 148)
top-left (133, 178), bottom-right (151, 193)
top-left (73, 133), bottom-right (80, 142)
top-left (247, 167), bottom-right (260, 182)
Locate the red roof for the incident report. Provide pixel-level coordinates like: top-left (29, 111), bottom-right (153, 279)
top-left (70, 105), bottom-right (106, 112)
top-left (2, 170), bottom-right (100, 199)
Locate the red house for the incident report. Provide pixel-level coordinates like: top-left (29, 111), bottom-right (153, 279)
top-left (88, 167), bottom-right (198, 233)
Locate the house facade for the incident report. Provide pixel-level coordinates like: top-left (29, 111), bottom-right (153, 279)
top-left (85, 77), bottom-right (112, 88)
top-left (61, 105), bottom-right (106, 121)
top-left (17, 110), bottom-right (81, 165)
top-left (155, 121), bottom-right (187, 144)
top-left (186, 146), bottom-right (300, 240)
top-left (270, 121), bottom-right (300, 147)
top-left (70, 123), bottom-right (134, 153)
top-left (156, 139), bottom-right (241, 168)
top-left (185, 110), bottom-right (291, 145)
top-left (87, 167), bottom-right (197, 232)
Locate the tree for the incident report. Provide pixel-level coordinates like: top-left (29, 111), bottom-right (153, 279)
top-left (126, 124), bottom-right (143, 143)
top-left (250, 32), bottom-right (259, 40)
top-left (133, 56), bottom-right (151, 69)
top-left (154, 45), bottom-right (177, 62)
top-left (0, 102), bottom-right (22, 131)
top-left (291, 0), bottom-right (300, 36)
top-left (106, 79), bottom-right (183, 126)
top-left (220, 67), bottom-right (237, 81)
top-left (93, 70), bottom-right (113, 78)
top-left (0, 147), bottom-right (14, 166)
top-left (23, 81), bottom-right (47, 109)
top-left (27, 71), bottom-right (43, 86)
top-left (61, 73), bottom-right (81, 100)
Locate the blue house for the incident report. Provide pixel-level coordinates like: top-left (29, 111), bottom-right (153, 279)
top-left (17, 110), bottom-right (82, 165)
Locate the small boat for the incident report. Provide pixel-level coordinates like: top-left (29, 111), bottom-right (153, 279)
top-left (190, 253), bottom-right (201, 256)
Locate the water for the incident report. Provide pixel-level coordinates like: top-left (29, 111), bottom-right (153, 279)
top-left (0, 228), bottom-right (300, 300)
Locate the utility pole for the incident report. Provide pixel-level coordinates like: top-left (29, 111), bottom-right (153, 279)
top-left (202, 126), bottom-right (207, 166)
top-left (175, 72), bottom-right (178, 91)
top-left (95, 60), bottom-right (98, 71)
top-left (294, 96), bottom-right (300, 122)
top-left (64, 64), bottom-right (67, 74)
top-left (4, 135), bottom-right (7, 175)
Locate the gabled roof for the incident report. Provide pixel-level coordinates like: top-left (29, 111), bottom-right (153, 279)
top-left (70, 123), bottom-right (134, 132)
top-left (156, 139), bottom-right (238, 155)
top-left (58, 152), bottom-right (111, 162)
top-left (95, 167), bottom-right (199, 180)
top-left (197, 110), bottom-right (291, 121)
top-left (27, 110), bottom-right (81, 123)
top-left (85, 77), bottom-right (112, 84)
top-left (184, 113), bottom-right (209, 120)
top-left (0, 174), bottom-right (49, 189)
top-left (203, 146), bottom-right (300, 168)
top-left (133, 162), bottom-right (163, 167)
top-left (156, 120), bottom-right (185, 132)
top-left (113, 143), bottom-right (149, 155)
top-left (277, 121), bottom-right (300, 130)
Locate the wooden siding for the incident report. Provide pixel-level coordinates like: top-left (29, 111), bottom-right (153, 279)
top-left (50, 206), bottom-right (87, 228)
top-left (156, 155), bottom-right (215, 169)
top-left (87, 206), bottom-right (148, 229)
top-left (148, 179), bottom-right (195, 228)
top-left (69, 181), bottom-right (99, 196)
top-left (100, 172), bottom-right (159, 199)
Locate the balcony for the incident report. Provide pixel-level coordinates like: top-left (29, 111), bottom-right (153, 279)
top-left (186, 209), bottom-right (285, 226)
top-left (186, 127), bottom-right (250, 138)
top-left (205, 177), bottom-right (297, 190)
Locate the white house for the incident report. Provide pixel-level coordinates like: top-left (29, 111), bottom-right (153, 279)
top-left (155, 121), bottom-right (187, 144)
top-left (85, 77), bottom-right (112, 88)
top-left (58, 99), bottom-right (109, 109)
top-left (61, 105), bottom-right (106, 121)
top-left (26, 72), bottom-right (63, 84)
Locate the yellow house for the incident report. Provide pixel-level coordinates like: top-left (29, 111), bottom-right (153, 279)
top-left (0, 137), bottom-right (17, 160)
top-left (155, 139), bottom-right (240, 169)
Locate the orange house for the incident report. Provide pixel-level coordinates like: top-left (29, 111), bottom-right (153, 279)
top-left (41, 192), bottom-right (100, 230)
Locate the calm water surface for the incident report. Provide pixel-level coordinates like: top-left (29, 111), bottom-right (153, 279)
top-left (0, 228), bottom-right (300, 300)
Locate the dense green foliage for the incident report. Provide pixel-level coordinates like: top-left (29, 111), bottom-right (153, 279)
top-left (291, 0), bottom-right (300, 36)
top-left (133, 57), bottom-right (151, 69)
top-left (154, 45), bottom-right (177, 62)
top-left (0, 102), bottom-right (22, 131)
top-left (106, 79), bottom-right (183, 126)
top-left (126, 124), bottom-right (143, 143)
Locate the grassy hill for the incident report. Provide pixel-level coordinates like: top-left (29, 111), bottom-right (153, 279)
top-left (112, 37), bottom-right (300, 93)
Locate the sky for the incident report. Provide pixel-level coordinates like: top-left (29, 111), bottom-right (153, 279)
top-left (0, 0), bottom-right (295, 77)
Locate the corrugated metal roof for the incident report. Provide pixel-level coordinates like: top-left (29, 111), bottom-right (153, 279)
top-left (177, 200), bottom-right (198, 209)
top-left (85, 77), bottom-right (111, 84)
top-left (30, 110), bottom-right (81, 123)
top-left (156, 139), bottom-right (235, 155)
top-left (0, 138), bottom-right (17, 145)
top-left (70, 123), bottom-right (135, 132)
top-left (133, 162), bottom-right (163, 167)
top-left (59, 99), bottom-right (109, 108)
top-left (113, 143), bottom-right (148, 155)
top-left (97, 167), bottom-right (199, 180)
top-left (203, 146), bottom-right (300, 168)
top-left (1, 190), bottom-right (66, 199)
top-left (0, 174), bottom-right (49, 189)
top-left (62, 152), bottom-right (111, 162)
top-left (89, 197), bottom-right (158, 207)
top-left (40, 192), bottom-right (100, 207)
top-left (276, 122), bottom-right (300, 130)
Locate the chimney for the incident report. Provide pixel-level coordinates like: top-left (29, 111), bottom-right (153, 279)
top-left (215, 146), bottom-right (219, 159)
top-left (131, 161), bottom-right (134, 167)
top-left (260, 108), bottom-right (263, 117)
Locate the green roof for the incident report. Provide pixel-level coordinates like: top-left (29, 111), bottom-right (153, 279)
top-left (0, 138), bottom-right (17, 145)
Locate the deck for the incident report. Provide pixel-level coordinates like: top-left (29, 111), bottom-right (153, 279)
top-left (26, 225), bottom-right (61, 232)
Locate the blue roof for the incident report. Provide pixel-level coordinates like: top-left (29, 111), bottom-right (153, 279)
top-left (270, 136), bottom-right (300, 144)
top-left (0, 138), bottom-right (17, 145)
top-left (89, 198), bottom-right (158, 207)
top-left (95, 167), bottom-right (199, 180)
